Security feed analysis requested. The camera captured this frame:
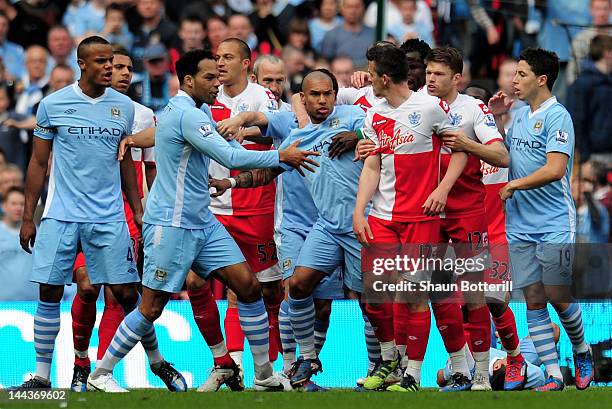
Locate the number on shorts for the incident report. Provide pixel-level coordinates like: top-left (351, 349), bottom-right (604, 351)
top-left (489, 261), bottom-right (509, 280)
top-left (559, 248), bottom-right (571, 268)
top-left (467, 231), bottom-right (484, 251)
top-left (418, 243), bottom-right (433, 259)
top-left (257, 241), bottom-right (278, 264)
top-left (127, 246), bottom-right (134, 262)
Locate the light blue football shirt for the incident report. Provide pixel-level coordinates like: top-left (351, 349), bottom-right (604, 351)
top-left (263, 111), bottom-right (318, 233)
top-left (144, 91), bottom-right (280, 229)
top-left (505, 97), bottom-right (576, 234)
top-left (34, 82), bottom-right (135, 223)
top-left (276, 105), bottom-right (366, 234)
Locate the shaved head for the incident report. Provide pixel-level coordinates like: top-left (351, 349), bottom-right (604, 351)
top-left (300, 69), bottom-right (338, 123)
top-left (77, 35), bottom-right (110, 60)
top-left (302, 69), bottom-right (338, 93)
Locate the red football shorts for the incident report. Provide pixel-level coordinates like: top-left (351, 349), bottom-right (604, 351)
top-left (215, 213), bottom-right (281, 282)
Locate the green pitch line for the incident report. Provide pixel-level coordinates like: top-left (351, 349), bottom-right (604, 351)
top-left (2, 388), bottom-right (611, 409)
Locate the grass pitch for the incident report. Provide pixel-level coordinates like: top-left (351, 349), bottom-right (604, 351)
top-left (2, 388), bottom-right (611, 409)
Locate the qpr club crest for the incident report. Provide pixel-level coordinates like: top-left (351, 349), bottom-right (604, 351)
top-left (449, 112), bottom-right (462, 127)
top-left (408, 111), bottom-right (422, 126)
top-left (238, 102), bottom-right (249, 112)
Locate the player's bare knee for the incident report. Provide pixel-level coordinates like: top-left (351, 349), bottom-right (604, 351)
top-left (262, 280), bottom-right (283, 303)
top-left (111, 286), bottom-right (139, 312)
top-left (234, 280), bottom-right (261, 303)
top-left (39, 284), bottom-right (64, 303)
top-left (523, 283), bottom-right (547, 305)
top-left (487, 301), bottom-right (507, 317)
top-left (78, 284), bottom-right (100, 303)
top-left (289, 279), bottom-right (312, 299)
top-left (186, 271), bottom-right (206, 291)
top-left (544, 285), bottom-right (572, 305)
top-left (407, 301), bottom-right (429, 313)
top-left (140, 303), bottom-right (163, 322)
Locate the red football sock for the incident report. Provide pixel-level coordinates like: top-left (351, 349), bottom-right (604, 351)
top-left (406, 309), bottom-right (431, 361)
top-left (467, 306), bottom-right (491, 353)
top-left (224, 307), bottom-right (245, 353)
top-left (491, 306), bottom-right (521, 354)
top-left (365, 302), bottom-right (394, 343)
top-left (393, 303), bottom-right (410, 348)
top-left (463, 325), bottom-right (473, 349)
top-left (188, 286), bottom-right (233, 367)
top-left (211, 279), bottom-right (225, 300)
top-left (265, 295), bottom-right (282, 362)
top-left (432, 302), bottom-right (466, 353)
top-left (71, 293), bottom-right (96, 367)
top-left (97, 294), bottom-right (124, 361)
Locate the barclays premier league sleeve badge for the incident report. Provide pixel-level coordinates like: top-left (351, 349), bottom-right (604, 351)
top-left (198, 123), bottom-right (213, 138)
top-left (555, 130), bottom-right (569, 145)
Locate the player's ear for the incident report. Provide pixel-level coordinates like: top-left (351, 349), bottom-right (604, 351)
top-left (300, 91), bottom-right (305, 105)
top-left (537, 74), bottom-right (548, 88)
top-left (184, 74), bottom-right (194, 89)
top-left (382, 73), bottom-right (390, 87)
top-left (77, 58), bottom-right (86, 71)
top-left (250, 73), bottom-right (257, 83)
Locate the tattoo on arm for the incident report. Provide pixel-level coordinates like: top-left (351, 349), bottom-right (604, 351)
top-left (236, 168), bottom-right (279, 188)
top-left (236, 171), bottom-right (254, 188)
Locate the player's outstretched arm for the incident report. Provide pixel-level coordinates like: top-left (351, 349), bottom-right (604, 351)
top-left (216, 112), bottom-right (268, 139)
top-left (20, 137), bottom-right (52, 253)
top-left (120, 149), bottom-right (144, 226)
top-left (499, 152), bottom-right (569, 200)
top-left (278, 140), bottom-right (320, 176)
top-left (423, 151), bottom-right (468, 216)
top-left (442, 132), bottom-right (509, 168)
top-left (209, 168), bottom-right (284, 197)
top-left (117, 127), bottom-right (155, 160)
top-left (185, 111), bottom-right (320, 172)
top-left (353, 154), bottom-right (381, 247)
top-left (232, 126), bottom-right (273, 145)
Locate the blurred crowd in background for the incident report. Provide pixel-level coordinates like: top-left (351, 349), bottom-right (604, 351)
top-left (0, 0), bottom-right (610, 300)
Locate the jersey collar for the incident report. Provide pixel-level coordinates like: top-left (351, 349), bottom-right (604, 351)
top-left (176, 89), bottom-right (196, 106)
top-left (528, 96), bottom-right (557, 118)
top-left (306, 107), bottom-right (337, 129)
top-left (72, 81), bottom-right (108, 104)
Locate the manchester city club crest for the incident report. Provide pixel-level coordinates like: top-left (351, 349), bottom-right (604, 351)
top-left (330, 118), bottom-right (340, 129)
top-left (449, 112), bottom-right (462, 126)
top-left (408, 111), bottom-right (422, 126)
top-left (111, 106), bottom-right (121, 118)
top-left (533, 120), bottom-right (544, 134)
